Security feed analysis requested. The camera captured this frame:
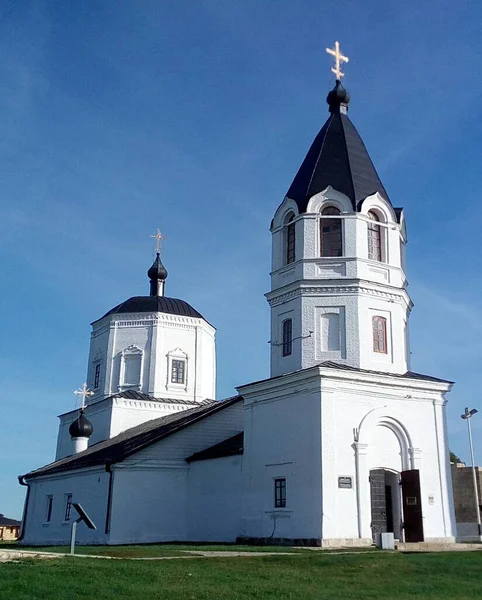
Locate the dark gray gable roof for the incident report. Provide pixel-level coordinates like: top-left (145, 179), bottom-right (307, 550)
top-left (24, 396), bottom-right (242, 479)
top-left (58, 391), bottom-right (205, 418)
top-left (319, 361), bottom-right (453, 383)
top-left (241, 361), bottom-right (452, 388)
top-left (286, 112), bottom-right (390, 212)
top-left (186, 432), bottom-right (243, 463)
top-left (0, 514), bottom-right (21, 526)
top-left (95, 296), bottom-right (204, 324)
top-left (114, 390), bottom-right (203, 406)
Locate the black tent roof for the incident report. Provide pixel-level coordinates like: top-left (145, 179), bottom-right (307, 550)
top-left (286, 82), bottom-right (390, 213)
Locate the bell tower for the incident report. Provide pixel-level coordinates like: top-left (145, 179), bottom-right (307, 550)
top-left (267, 43), bottom-right (411, 378)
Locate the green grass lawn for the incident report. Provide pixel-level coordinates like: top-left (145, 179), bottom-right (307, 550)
top-left (1, 551), bottom-right (482, 599)
top-left (0, 542), bottom-right (307, 557)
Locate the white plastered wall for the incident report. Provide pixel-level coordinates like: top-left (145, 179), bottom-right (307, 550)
top-left (238, 371), bottom-right (323, 542)
top-left (238, 366), bottom-right (456, 545)
top-left (107, 400), bottom-right (243, 545)
top-left (187, 455), bottom-right (242, 542)
top-left (86, 312), bottom-right (216, 404)
top-left (268, 189), bottom-right (411, 377)
top-left (21, 468), bottom-right (110, 545)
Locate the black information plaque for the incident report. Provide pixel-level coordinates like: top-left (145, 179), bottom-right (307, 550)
top-left (338, 476), bottom-right (353, 489)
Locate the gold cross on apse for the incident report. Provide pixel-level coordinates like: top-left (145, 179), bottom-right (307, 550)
top-left (74, 383), bottom-right (94, 409)
top-left (150, 228), bottom-right (167, 254)
top-left (326, 41), bottom-right (349, 80)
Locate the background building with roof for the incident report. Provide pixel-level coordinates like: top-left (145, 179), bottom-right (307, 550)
top-left (18, 48), bottom-right (456, 547)
top-left (0, 514), bottom-right (21, 541)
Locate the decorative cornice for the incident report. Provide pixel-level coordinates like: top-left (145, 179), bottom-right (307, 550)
top-left (267, 284), bottom-right (409, 307)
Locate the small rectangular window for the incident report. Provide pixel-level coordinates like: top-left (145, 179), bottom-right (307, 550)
top-left (64, 494), bottom-right (73, 521)
top-left (282, 319), bottom-right (292, 357)
top-left (171, 360), bottom-right (186, 384)
top-left (45, 496), bottom-right (53, 523)
top-left (94, 364), bottom-right (101, 389)
top-left (274, 478), bottom-right (286, 508)
top-left (372, 316), bottom-right (387, 354)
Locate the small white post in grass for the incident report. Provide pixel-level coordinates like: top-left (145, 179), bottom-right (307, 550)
top-left (70, 520), bottom-right (78, 555)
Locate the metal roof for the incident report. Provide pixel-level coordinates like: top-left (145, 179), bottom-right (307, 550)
top-left (186, 432), bottom-right (243, 463)
top-left (0, 514), bottom-right (21, 527)
top-left (95, 295), bottom-right (204, 323)
top-left (24, 396), bottom-right (242, 479)
top-left (286, 109), bottom-right (390, 212)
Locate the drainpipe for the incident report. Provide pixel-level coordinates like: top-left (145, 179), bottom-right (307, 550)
top-left (17, 476), bottom-right (30, 542)
top-left (104, 463), bottom-right (114, 535)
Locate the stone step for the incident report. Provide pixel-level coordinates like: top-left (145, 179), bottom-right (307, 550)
top-left (396, 542), bottom-right (482, 552)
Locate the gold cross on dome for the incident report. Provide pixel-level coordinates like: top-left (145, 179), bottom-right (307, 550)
top-left (74, 383), bottom-right (94, 409)
top-left (150, 228), bottom-right (167, 254)
top-left (326, 41), bottom-right (349, 80)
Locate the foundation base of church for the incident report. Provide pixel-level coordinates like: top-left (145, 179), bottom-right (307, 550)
top-left (320, 537), bottom-right (373, 548)
top-left (237, 536), bottom-right (373, 548)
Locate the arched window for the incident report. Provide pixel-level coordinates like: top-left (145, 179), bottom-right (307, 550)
top-left (367, 211), bottom-right (382, 261)
top-left (320, 207), bottom-right (342, 257)
top-left (372, 316), bottom-right (387, 354)
top-left (284, 213), bottom-right (296, 265)
top-left (282, 319), bottom-right (292, 357)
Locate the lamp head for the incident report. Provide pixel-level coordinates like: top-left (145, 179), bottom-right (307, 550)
top-left (461, 407), bottom-right (478, 419)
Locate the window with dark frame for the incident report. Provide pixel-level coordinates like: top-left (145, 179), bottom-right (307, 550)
top-left (282, 319), bottom-right (292, 357)
top-left (46, 496), bottom-right (53, 523)
top-left (64, 494), bottom-right (73, 521)
top-left (171, 359), bottom-right (186, 384)
top-left (372, 316), bottom-right (387, 354)
top-left (285, 214), bottom-right (296, 265)
top-left (94, 364), bottom-right (101, 389)
top-left (274, 478), bottom-right (286, 508)
top-left (320, 206), bottom-right (343, 257)
top-left (367, 211), bottom-right (382, 261)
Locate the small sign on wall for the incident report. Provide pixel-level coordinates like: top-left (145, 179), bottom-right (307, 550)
top-left (428, 495), bottom-right (435, 505)
top-left (338, 476), bottom-right (353, 489)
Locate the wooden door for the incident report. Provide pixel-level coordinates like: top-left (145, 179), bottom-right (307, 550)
top-left (401, 469), bottom-right (424, 542)
top-left (370, 469), bottom-right (387, 542)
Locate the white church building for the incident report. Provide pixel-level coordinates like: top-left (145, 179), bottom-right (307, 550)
top-left (18, 51), bottom-right (456, 547)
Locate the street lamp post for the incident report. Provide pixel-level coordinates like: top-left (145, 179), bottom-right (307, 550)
top-left (461, 407), bottom-right (482, 541)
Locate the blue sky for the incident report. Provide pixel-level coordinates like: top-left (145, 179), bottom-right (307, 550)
top-left (1, 1), bottom-right (482, 519)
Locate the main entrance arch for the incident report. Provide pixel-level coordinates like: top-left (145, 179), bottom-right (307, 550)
top-left (356, 410), bottom-right (424, 543)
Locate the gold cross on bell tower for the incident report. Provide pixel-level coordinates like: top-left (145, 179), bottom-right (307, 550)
top-left (326, 41), bottom-right (349, 80)
top-left (150, 228), bottom-right (167, 254)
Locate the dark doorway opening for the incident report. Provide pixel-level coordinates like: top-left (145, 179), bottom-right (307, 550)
top-left (369, 469), bottom-right (400, 542)
top-left (400, 469), bottom-right (424, 542)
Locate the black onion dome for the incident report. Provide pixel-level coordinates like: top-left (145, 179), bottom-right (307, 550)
top-left (327, 80), bottom-right (350, 113)
top-left (69, 410), bottom-right (93, 439)
top-left (97, 296), bottom-right (204, 321)
top-left (148, 253), bottom-right (168, 281)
